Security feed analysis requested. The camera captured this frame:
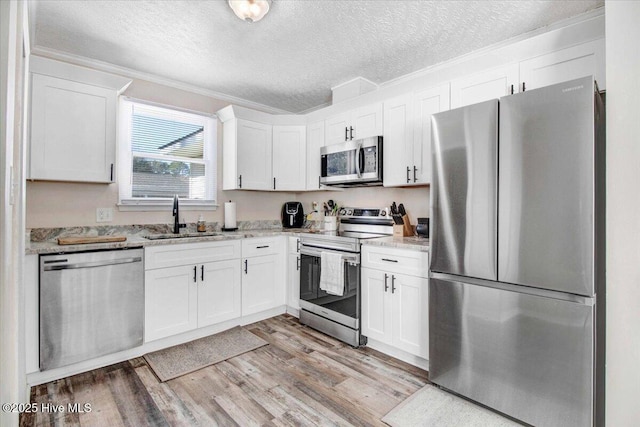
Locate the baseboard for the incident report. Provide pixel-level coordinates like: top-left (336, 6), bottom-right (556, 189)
top-left (365, 338), bottom-right (429, 371)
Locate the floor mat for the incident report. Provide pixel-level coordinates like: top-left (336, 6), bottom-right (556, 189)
top-left (382, 384), bottom-right (523, 427)
top-left (144, 326), bottom-right (268, 382)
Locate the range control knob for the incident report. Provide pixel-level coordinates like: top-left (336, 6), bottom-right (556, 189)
top-left (347, 209), bottom-right (353, 215)
top-left (339, 208), bottom-right (347, 216)
top-left (380, 211), bottom-right (386, 216)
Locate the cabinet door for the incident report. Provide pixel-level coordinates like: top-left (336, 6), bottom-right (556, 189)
top-left (287, 252), bottom-right (301, 310)
top-left (519, 39), bottom-right (605, 91)
top-left (242, 254), bottom-right (284, 316)
top-left (236, 119), bottom-right (273, 190)
top-left (30, 74), bottom-right (116, 183)
top-left (391, 273), bottom-right (429, 358)
top-left (273, 125), bottom-right (306, 191)
top-left (383, 94), bottom-right (414, 187)
top-left (145, 265), bottom-right (198, 342)
top-left (198, 260), bottom-right (242, 328)
top-left (450, 64), bottom-right (519, 108)
top-left (361, 267), bottom-right (392, 345)
top-left (306, 121), bottom-right (325, 190)
top-left (325, 112), bottom-right (351, 145)
top-left (413, 84), bottom-right (450, 185)
top-left (353, 102), bottom-right (383, 139)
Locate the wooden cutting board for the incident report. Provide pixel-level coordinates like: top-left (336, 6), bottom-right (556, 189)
top-left (57, 235), bottom-right (127, 245)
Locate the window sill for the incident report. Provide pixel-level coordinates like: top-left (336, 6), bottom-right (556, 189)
top-left (117, 199), bottom-right (218, 212)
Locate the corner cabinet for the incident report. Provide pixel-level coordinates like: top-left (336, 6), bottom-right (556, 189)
top-left (28, 56), bottom-right (131, 183)
top-left (383, 84), bottom-right (449, 187)
top-left (305, 121), bottom-right (325, 190)
top-left (219, 106), bottom-right (306, 191)
top-left (361, 245), bottom-right (429, 359)
top-left (144, 240), bottom-right (242, 342)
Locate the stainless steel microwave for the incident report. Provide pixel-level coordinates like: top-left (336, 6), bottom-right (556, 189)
top-left (320, 136), bottom-right (383, 187)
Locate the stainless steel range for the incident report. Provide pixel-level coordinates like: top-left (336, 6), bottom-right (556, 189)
top-left (298, 207), bottom-right (393, 347)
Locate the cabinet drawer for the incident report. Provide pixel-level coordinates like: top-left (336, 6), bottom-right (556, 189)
top-left (361, 245), bottom-right (429, 277)
top-left (145, 240), bottom-right (241, 270)
top-left (242, 237), bottom-right (281, 258)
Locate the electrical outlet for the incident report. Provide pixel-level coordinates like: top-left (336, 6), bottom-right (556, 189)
top-left (96, 207), bottom-right (113, 223)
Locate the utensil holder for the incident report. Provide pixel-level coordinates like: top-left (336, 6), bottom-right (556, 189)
top-left (323, 216), bottom-right (338, 231)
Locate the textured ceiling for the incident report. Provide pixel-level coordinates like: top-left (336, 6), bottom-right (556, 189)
top-left (32, 0), bottom-right (603, 113)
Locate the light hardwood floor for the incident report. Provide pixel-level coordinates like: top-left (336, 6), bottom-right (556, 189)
top-left (21, 314), bottom-right (429, 426)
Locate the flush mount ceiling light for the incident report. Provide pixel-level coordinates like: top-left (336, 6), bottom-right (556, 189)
top-left (228, 0), bottom-right (271, 23)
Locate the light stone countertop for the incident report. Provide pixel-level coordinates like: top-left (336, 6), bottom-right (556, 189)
top-left (26, 227), bottom-right (322, 255)
top-left (362, 235), bottom-right (430, 252)
top-left (26, 225), bottom-right (430, 255)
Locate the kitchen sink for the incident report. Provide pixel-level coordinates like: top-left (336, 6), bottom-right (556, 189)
top-left (143, 232), bottom-right (222, 240)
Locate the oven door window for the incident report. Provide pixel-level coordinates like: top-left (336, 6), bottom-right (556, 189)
top-left (299, 253), bottom-right (360, 320)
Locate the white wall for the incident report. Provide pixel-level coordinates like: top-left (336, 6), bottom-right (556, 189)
top-left (605, 2), bottom-right (640, 425)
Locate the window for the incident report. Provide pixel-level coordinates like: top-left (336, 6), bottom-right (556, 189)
top-left (118, 99), bottom-right (217, 210)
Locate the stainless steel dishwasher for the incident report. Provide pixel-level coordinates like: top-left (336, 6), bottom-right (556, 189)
top-left (40, 248), bottom-right (144, 370)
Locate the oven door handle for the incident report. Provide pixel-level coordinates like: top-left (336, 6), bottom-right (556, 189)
top-left (300, 246), bottom-right (360, 265)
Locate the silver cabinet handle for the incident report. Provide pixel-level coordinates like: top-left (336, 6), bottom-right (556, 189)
top-left (407, 166), bottom-right (410, 183)
top-left (349, 126), bottom-right (354, 140)
top-left (296, 256), bottom-right (300, 271)
top-left (256, 245), bottom-right (270, 249)
top-left (238, 175), bottom-right (242, 188)
top-left (384, 273), bottom-right (389, 292)
top-left (201, 265), bottom-right (204, 281)
top-left (193, 265), bottom-right (197, 283)
top-left (413, 166), bottom-right (418, 182)
top-left (244, 259), bottom-right (248, 274)
top-left (381, 258), bottom-right (398, 263)
top-left (345, 127), bottom-right (349, 141)
top-left (391, 275), bottom-right (396, 293)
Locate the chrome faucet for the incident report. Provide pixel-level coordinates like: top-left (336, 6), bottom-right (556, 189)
top-left (172, 194), bottom-right (186, 234)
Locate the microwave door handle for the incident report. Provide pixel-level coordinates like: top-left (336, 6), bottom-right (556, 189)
top-left (356, 143), bottom-right (364, 177)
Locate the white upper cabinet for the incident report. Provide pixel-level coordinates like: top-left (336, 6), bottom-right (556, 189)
top-left (324, 102), bottom-right (383, 145)
top-left (451, 64), bottom-right (519, 109)
top-left (383, 84), bottom-right (449, 187)
top-left (219, 106), bottom-right (306, 191)
top-left (519, 39), bottom-right (605, 91)
top-left (273, 125), bottom-right (306, 191)
top-left (306, 121), bottom-right (324, 190)
top-left (28, 57), bottom-right (131, 183)
top-left (236, 119), bottom-right (273, 190)
top-left (413, 85), bottom-right (450, 185)
top-left (383, 94), bottom-right (414, 187)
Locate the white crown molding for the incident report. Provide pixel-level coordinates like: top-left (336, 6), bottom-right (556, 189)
top-left (330, 76), bottom-right (378, 92)
top-left (379, 6), bottom-right (605, 90)
top-left (29, 45), bottom-right (294, 115)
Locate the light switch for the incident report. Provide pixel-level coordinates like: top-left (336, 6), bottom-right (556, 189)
top-left (96, 207), bottom-right (113, 222)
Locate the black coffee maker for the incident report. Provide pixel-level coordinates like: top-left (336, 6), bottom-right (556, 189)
top-left (282, 202), bottom-right (304, 228)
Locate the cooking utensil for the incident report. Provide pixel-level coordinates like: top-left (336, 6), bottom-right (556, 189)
top-left (398, 203), bottom-right (406, 216)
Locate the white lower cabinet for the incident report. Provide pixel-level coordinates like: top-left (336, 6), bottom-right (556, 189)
top-left (361, 246), bottom-right (429, 359)
top-left (287, 236), bottom-right (301, 311)
top-left (198, 260), bottom-right (242, 327)
top-left (242, 237), bottom-right (286, 316)
top-left (144, 241), bottom-right (241, 342)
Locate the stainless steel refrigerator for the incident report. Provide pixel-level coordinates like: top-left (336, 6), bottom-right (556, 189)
top-left (429, 76), bottom-right (605, 427)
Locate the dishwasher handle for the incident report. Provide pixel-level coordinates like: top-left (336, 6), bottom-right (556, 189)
top-left (43, 257), bottom-right (142, 271)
